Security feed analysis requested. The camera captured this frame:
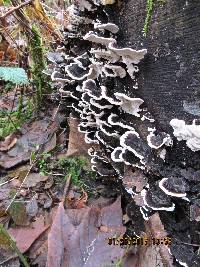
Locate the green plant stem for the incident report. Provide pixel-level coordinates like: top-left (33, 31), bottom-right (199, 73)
top-left (143, 0), bottom-right (154, 37)
top-left (0, 224), bottom-right (30, 267)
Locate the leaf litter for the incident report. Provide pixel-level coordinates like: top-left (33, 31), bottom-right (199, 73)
top-left (0, 99), bottom-right (172, 267)
top-left (47, 197), bottom-right (126, 267)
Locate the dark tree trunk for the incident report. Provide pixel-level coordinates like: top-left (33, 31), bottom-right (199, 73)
top-left (108, 0), bottom-right (200, 168)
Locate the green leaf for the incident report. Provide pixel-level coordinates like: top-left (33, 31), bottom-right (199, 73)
top-left (0, 67), bottom-right (29, 85)
top-left (3, 0), bottom-right (11, 6)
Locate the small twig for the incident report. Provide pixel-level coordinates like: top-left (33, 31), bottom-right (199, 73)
top-left (180, 241), bottom-right (200, 247)
top-left (5, 160), bottom-right (36, 212)
top-left (0, 0), bottom-right (33, 19)
top-left (0, 255), bottom-right (18, 265)
top-left (6, 129), bottom-right (55, 211)
top-left (45, 172), bottom-right (65, 176)
top-left (52, 99), bottom-right (62, 121)
top-left (0, 178), bottom-right (15, 187)
top-left (0, 224), bottom-right (30, 267)
top-left (10, 85), bottom-right (18, 113)
top-left (6, 112), bottom-right (19, 132)
top-left (62, 175), bottom-right (71, 208)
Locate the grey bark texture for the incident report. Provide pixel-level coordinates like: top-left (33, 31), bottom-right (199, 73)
top-left (109, 0), bottom-right (200, 168)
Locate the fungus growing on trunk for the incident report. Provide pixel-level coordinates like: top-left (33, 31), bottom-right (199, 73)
top-left (141, 187), bottom-right (175, 211)
top-left (94, 22), bottom-right (119, 33)
top-left (90, 48), bottom-right (120, 63)
top-left (46, 1), bottom-right (200, 266)
top-left (159, 177), bottom-right (189, 198)
top-left (102, 64), bottom-right (126, 78)
top-left (114, 94), bottom-right (144, 116)
top-left (120, 131), bottom-right (151, 161)
top-left (170, 119), bottom-right (200, 152)
top-left (82, 79), bottom-right (103, 100)
top-left (147, 128), bottom-right (172, 149)
top-left (83, 32), bottom-right (116, 46)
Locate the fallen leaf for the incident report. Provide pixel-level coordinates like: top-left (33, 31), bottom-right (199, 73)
top-left (20, 189), bottom-right (29, 197)
top-left (0, 119), bottom-right (57, 169)
top-left (0, 187), bottom-right (11, 201)
top-left (10, 179), bottom-right (21, 187)
top-left (145, 213), bottom-right (174, 267)
top-left (0, 133), bottom-right (17, 152)
top-left (8, 165), bottom-right (29, 179)
top-left (66, 117), bottom-right (92, 157)
top-left (30, 239), bottom-right (48, 267)
top-left (8, 216), bottom-right (49, 253)
top-left (47, 197), bottom-right (126, 267)
top-left (22, 173), bottom-right (48, 188)
top-left (38, 193), bottom-right (52, 209)
top-left (75, 189), bottom-right (88, 209)
top-left (44, 177), bottom-right (54, 189)
top-left (9, 201), bottom-right (29, 226)
top-left (26, 197), bottom-right (38, 217)
top-left (67, 189), bottom-right (88, 209)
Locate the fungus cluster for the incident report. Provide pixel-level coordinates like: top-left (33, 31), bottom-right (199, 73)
top-left (46, 1), bottom-right (200, 266)
top-left (170, 119), bottom-right (200, 152)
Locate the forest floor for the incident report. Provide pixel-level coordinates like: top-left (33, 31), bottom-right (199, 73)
top-left (0, 85), bottom-right (137, 267)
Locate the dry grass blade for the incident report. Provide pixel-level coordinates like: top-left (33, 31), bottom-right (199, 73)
top-left (0, 0), bottom-right (33, 19)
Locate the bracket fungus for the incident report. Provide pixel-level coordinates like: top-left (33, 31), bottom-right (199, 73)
top-left (46, 1), bottom-right (200, 265)
top-left (170, 119), bottom-right (200, 152)
top-left (147, 128), bottom-right (172, 149)
top-left (141, 187), bottom-right (175, 211)
top-left (94, 22), bottom-right (119, 33)
top-left (159, 177), bottom-right (189, 198)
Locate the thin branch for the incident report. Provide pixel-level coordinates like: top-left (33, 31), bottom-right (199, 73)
top-left (5, 159), bottom-right (36, 212)
top-left (179, 240), bottom-right (200, 247)
top-left (6, 129), bottom-right (55, 211)
top-left (62, 175), bottom-right (71, 209)
top-left (0, 0), bottom-right (34, 20)
top-left (0, 178), bottom-right (15, 187)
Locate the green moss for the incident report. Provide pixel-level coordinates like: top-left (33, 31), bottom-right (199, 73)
top-left (143, 0), bottom-right (166, 37)
top-left (28, 26), bottom-right (51, 107)
top-left (0, 97), bottom-right (33, 137)
top-left (143, 0), bottom-right (154, 37)
top-left (57, 156), bottom-right (97, 189)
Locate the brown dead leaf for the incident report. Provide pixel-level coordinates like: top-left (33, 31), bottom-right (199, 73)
top-left (47, 197), bottom-right (126, 267)
top-left (43, 132), bottom-right (57, 154)
top-left (66, 117), bottom-right (92, 157)
top-left (30, 239), bottom-right (48, 267)
top-left (10, 178), bottom-right (21, 187)
top-left (0, 133), bottom-right (17, 152)
top-left (28, 217), bottom-right (50, 267)
top-left (0, 187), bottom-right (11, 201)
top-left (22, 173), bottom-right (48, 188)
top-left (38, 193), bottom-right (52, 209)
top-left (145, 213), bottom-right (174, 267)
top-left (76, 189), bottom-right (88, 208)
top-left (0, 119), bottom-right (57, 169)
top-left (8, 215), bottom-right (49, 253)
top-left (44, 177), bottom-right (54, 189)
top-left (67, 189), bottom-right (88, 209)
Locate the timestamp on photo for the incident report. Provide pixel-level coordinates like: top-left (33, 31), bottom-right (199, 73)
top-left (107, 236), bottom-right (172, 246)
